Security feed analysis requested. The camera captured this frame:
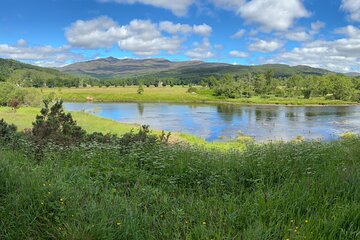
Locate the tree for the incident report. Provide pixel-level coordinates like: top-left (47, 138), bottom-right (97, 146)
top-left (0, 83), bottom-right (15, 105)
top-left (254, 74), bottom-right (267, 95)
top-left (331, 75), bottom-right (353, 100)
top-left (32, 100), bottom-right (86, 146)
top-left (137, 83), bottom-right (144, 95)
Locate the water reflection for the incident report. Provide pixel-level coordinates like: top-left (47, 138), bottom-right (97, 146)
top-left (137, 103), bottom-right (144, 116)
top-left (64, 102), bottom-right (360, 142)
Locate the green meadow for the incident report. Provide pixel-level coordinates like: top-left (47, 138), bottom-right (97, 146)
top-left (40, 86), bottom-right (354, 105)
top-left (1, 133), bottom-right (359, 239)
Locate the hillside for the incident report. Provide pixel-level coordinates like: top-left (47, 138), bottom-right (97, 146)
top-left (59, 57), bottom-right (333, 79)
top-left (0, 58), bottom-right (91, 87)
top-left (0, 58), bottom-right (63, 82)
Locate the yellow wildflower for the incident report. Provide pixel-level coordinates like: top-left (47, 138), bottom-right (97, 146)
top-left (305, 219), bottom-right (309, 224)
top-left (202, 221), bottom-right (206, 225)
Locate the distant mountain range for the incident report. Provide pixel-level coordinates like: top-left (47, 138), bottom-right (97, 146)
top-left (1, 57), bottom-right (359, 83)
top-left (59, 57), bottom-right (337, 80)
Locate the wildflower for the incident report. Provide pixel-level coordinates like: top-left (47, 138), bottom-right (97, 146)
top-left (60, 198), bottom-right (64, 202)
top-left (41, 202), bottom-right (44, 205)
top-left (185, 220), bottom-right (189, 224)
top-left (305, 219), bottom-right (309, 224)
top-left (117, 222), bottom-right (121, 226)
top-left (290, 219), bottom-right (294, 223)
top-left (202, 221), bottom-right (206, 225)
top-left (43, 183), bottom-right (46, 187)
top-left (48, 191), bottom-right (51, 195)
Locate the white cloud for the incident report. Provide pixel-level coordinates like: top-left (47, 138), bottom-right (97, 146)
top-left (159, 21), bottom-right (212, 36)
top-left (335, 25), bottom-right (360, 38)
top-left (232, 29), bottom-right (246, 38)
top-left (211, 0), bottom-right (309, 31)
top-left (193, 24), bottom-right (212, 36)
top-left (98, 0), bottom-right (194, 16)
top-left (248, 39), bottom-right (283, 52)
top-left (67, 17), bottom-right (215, 56)
top-left (0, 44), bottom-right (83, 67)
top-left (341, 0), bottom-right (360, 22)
top-left (285, 31), bottom-right (310, 41)
top-left (229, 50), bottom-right (249, 58)
top-left (311, 21), bottom-right (325, 32)
top-left (185, 38), bottom-right (214, 59)
top-left (66, 16), bottom-right (127, 49)
top-left (159, 21), bottom-right (192, 35)
top-left (270, 35), bottom-right (360, 72)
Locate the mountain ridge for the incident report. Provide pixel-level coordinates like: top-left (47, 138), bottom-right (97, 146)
top-left (58, 57), bottom-right (336, 79)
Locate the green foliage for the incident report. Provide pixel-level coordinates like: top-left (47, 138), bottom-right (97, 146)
top-left (0, 83), bottom-right (16, 105)
top-left (137, 83), bottom-right (144, 95)
top-left (331, 75), bottom-right (354, 100)
top-left (0, 135), bottom-right (359, 239)
top-left (31, 100), bottom-right (86, 147)
top-left (187, 87), bottom-right (198, 94)
top-left (0, 119), bottom-right (18, 143)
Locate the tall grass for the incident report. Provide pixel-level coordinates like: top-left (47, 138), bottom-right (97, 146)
top-left (1, 138), bottom-right (359, 239)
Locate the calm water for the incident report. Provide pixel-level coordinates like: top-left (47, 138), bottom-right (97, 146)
top-left (64, 102), bottom-right (360, 142)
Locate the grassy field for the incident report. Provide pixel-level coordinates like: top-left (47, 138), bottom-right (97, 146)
top-left (0, 137), bottom-right (359, 239)
top-left (0, 107), bottom-right (246, 151)
top-left (39, 86), bottom-right (354, 105)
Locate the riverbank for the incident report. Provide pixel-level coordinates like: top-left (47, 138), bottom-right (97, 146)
top-left (39, 86), bottom-right (355, 106)
top-left (0, 107), bottom-right (247, 151)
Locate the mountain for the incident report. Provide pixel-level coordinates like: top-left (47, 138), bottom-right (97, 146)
top-left (59, 57), bottom-right (228, 79)
top-left (59, 57), bottom-right (333, 80)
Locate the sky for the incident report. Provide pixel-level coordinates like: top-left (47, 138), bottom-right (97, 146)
top-left (1, 0), bottom-right (360, 72)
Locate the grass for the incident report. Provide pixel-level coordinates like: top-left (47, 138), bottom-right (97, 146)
top-left (0, 107), bottom-right (246, 151)
top-left (0, 138), bottom-right (359, 239)
top-left (39, 86), bottom-right (354, 105)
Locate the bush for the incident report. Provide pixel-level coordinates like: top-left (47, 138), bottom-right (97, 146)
top-left (274, 88), bottom-right (286, 97)
top-left (0, 119), bottom-right (18, 143)
top-left (7, 98), bottom-right (21, 111)
top-left (31, 100), bottom-right (86, 147)
top-left (325, 94), bottom-right (335, 100)
top-left (187, 87), bottom-right (198, 94)
top-left (350, 92), bottom-right (360, 102)
top-left (340, 132), bottom-right (358, 140)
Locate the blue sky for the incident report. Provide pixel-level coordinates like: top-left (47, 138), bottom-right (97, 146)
top-left (1, 0), bottom-right (360, 72)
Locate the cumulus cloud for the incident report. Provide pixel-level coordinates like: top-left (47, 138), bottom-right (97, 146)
top-left (311, 21), bottom-right (325, 32)
top-left (229, 50), bottom-right (249, 58)
top-left (0, 43), bottom-right (83, 67)
top-left (211, 0), bottom-right (309, 31)
top-left (66, 16), bottom-right (127, 49)
top-left (248, 39), bottom-right (283, 52)
top-left (159, 21), bottom-right (212, 36)
top-left (98, 0), bottom-right (194, 16)
top-left (285, 31), bottom-right (310, 41)
top-left (335, 25), bottom-right (360, 38)
top-left (341, 0), bottom-right (360, 22)
top-left (232, 29), bottom-right (246, 38)
top-left (270, 35), bottom-right (360, 72)
top-left (66, 17), bottom-right (214, 56)
top-left (185, 38), bottom-right (214, 59)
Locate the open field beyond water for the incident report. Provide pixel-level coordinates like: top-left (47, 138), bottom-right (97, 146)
top-left (40, 86), bottom-right (355, 105)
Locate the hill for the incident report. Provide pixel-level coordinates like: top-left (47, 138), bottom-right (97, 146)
top-left (59, 57), bottom-right (333, 79)
top-left (0, 58), bottom-right (91, 87)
